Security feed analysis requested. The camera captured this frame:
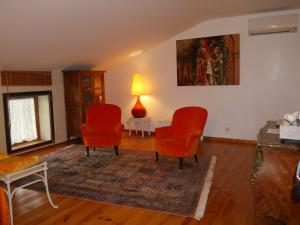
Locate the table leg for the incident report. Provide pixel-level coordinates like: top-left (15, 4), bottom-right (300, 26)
top-left (6, 183), bottom-right (14, 225)
top-left (128, 120), bottom-right (132, 136)
top-left (148, 120), bottom-right (151, 136)
top-left (43, 167), bottom-right (58, 208)
top-left (251, 144), bottom-right (264, 184)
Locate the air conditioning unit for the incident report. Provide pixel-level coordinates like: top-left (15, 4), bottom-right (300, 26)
top-left (248, 14), bottom-right (298, 35)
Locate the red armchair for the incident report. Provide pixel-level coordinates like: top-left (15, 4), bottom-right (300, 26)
top-left (80, 104), bottom-right (124, 157)
top-left (155, 106), bottom-right (208, 169)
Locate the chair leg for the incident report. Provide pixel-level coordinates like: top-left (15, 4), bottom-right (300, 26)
top-left (179, 158), bottom-right (183, 169)
top-left (114, 146), bottom-right (119, 156)
top-left (155, 152), bottom-right (159, 162)
top-left (93, 147), bottom-right (96, 151)
top-left (194, 154), bottom-right (198, 163)
top-left (86, 146), bottom-right (89, 157)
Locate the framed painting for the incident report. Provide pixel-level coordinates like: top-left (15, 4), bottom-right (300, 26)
top-left (176, 34), bottom-right (240, 86)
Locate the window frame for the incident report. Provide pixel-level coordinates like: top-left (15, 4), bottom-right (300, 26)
top-left (3, 91), bottom-right (55, 154)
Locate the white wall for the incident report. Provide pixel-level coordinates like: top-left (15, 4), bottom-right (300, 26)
top-left (0, 70), bottom-right (67, 152)
top-left (105, 9), bottom-right (300, 140)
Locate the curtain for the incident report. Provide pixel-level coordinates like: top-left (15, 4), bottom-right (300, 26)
top-left (9, 98), bottom-right (38, 145)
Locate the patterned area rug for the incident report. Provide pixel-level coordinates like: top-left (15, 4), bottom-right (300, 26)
top-left (19, 145), bottom-right (216, 220)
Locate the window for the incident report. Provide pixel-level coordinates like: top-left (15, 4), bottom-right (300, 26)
top-left (3, 91), bottom-right (55, 153)
top-left (9, 97), bottom-right (38, 145)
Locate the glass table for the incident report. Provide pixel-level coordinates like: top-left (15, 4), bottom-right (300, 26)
top-left (251, 121), bottom-right (300, 184)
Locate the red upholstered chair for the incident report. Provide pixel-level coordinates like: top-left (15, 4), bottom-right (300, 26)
top-left (80, 104), bottom-right (124, 157)
top-left (155, 106), bottom-right (208, 169)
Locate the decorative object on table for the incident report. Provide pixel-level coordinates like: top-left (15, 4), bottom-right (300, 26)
top-left (127, 116), bottom-right (151, 137)
top-left (155, 106), bottom-right (208, 169)
top-left (0, 153), bottom-right (58, 225)
top-left (80, 104), bottom-right (124, 157)
top-left (17, 145), bottom-right (217, 220)
top-left (280, 111), bottom-right (300, 142)
top-left (176, 34), bottom-right (240, 86)
top-left (131, 73), bottom-right (147, 118)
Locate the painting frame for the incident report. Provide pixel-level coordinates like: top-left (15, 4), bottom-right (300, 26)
top-left (176, 34), bottom-right (240, 86)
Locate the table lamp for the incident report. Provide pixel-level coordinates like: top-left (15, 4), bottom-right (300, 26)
top-left (131, 73), bottom-right (147, 118)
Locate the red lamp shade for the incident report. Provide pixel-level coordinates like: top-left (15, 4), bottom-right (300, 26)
top-left (131, 73), bottom-right (147, 118)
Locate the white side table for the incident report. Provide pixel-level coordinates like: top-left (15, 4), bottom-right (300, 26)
top-left (127, 117), bottom-right (151, 137)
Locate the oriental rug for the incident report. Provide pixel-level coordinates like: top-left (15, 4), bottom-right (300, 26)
top-left (19, 145), bottom-right (216, 220)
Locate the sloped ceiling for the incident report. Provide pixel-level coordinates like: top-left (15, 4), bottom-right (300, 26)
top-left (0, 0), bottom-right (299, 71)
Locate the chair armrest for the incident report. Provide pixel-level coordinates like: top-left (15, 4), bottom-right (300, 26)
top-left (155, 126), bottom-right (173, 139)
top-left (115, 123), bottom-right (124, 134)
top-left (80, 124), bottom-right (94, 136)
top-left (185, 130), bottom-right (203, 146)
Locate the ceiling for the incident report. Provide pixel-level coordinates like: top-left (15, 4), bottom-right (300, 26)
top-left (0, 0), bottom-right (299, 71)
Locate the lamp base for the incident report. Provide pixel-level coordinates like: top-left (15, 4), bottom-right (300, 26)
top-left (131, 96), bottom-right (146, 118)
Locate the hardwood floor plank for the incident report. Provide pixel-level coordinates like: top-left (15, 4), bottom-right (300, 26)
top-left (12, 132), bottom-right (257, 225)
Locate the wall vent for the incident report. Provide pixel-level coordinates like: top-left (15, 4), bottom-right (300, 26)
top-left (248, 14), bottom-right (298, 35)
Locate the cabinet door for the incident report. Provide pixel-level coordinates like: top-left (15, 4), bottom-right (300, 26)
top-left (64, 72), bottom-right (81, 106)
top-left (80, 73), bottom-right (93, 122)
top-left (65, 103), bottom-right (81, 137)
top-left (92, 72), bottom-right (105, 104)
top-left (63, 72), bottom-right (82, 138)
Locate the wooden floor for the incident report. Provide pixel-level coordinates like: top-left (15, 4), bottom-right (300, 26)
top-left (13, 132), bottom-right (256, 225)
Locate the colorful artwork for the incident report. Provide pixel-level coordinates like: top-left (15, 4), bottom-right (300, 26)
top-left (176, 34), bottom-right (240, 86)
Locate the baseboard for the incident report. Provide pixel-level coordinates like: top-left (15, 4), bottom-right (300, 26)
top-left (203, 136), bottom-right (256, 145)
top-left (10, 141), bottom-right (69, 156)
top-left (124, 128), bottom-right (256, 145)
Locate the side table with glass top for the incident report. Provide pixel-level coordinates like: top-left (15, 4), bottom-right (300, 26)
top-left (251, 121), bottom-right (300, 184)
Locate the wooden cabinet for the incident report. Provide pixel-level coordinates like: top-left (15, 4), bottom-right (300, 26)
top-left (63, 70), bottom-right (105, 140)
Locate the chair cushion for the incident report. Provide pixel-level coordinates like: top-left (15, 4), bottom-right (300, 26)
top-left (0, 156), bottom-right (40, 175)
top-left (156, 138), bottom-right (190, 158)
top-left (83, 133), bottom-right (122, 147)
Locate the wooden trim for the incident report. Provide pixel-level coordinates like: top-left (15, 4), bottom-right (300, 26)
top-left (9, 141), bottom-right (69, 156)
top-left (1, 70), bottom-right (52, 86)
top-left (33, 96), bottom-right (41, 139)
top-left (203, 136), bottom-right (256, 145)
top-left (124, 129), bottom-right (254, 143)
